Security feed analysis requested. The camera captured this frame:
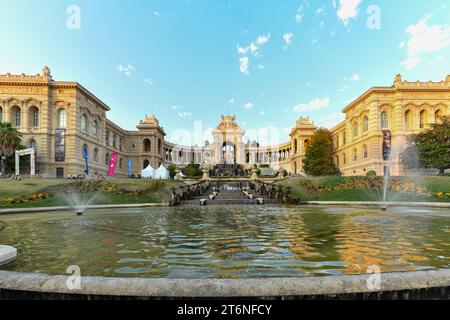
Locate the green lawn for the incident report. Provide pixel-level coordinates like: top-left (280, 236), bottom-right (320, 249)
top-left (0, 178), bottom-right (181, 209)
top-left (280, 176), bottom-right (450, 202)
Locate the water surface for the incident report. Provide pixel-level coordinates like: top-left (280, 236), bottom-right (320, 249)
top-left (0, 206), bottom-right (448, 278)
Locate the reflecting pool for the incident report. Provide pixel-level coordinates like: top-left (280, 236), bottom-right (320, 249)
top-left (0, 206), bottom-right (449, 278)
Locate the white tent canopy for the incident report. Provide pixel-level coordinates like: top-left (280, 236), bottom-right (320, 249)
top-left (154, 164), bottom-right (170, 179)
top-left (141, 165), bottom-right (156, 178)
top-left (141, 164), bottom-right (170, 179)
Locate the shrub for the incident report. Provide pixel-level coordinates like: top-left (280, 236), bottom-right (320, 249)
top-left (366, 170), bottom-right (377, 177)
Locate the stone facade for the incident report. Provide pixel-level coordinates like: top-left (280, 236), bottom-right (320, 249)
top-left (0, 67), bottom-right (448, 177)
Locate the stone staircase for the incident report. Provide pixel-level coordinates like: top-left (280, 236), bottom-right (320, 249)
top-left (181, 188), bottom-right (282, 206)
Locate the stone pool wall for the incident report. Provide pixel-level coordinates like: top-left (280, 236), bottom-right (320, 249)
top-left (0, 269), bottom-right (449, 300)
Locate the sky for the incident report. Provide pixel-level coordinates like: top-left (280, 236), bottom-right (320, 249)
top-left (1, 0), bottom-right (450, 146)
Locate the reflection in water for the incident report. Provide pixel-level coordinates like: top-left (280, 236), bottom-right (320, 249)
top-left (0, 206), bottom-right (448, 279)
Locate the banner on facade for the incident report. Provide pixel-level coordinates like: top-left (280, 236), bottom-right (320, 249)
top-left (128, 158), bottom-right (132, 177)
top-left (108, 153), bottom-right (118, 177)
top-left (382, 130), bottom-right (392, 161)
top-left (55, 129), bottom-right (66, 162)
top-left (83, 147), bottom-right (89, 176)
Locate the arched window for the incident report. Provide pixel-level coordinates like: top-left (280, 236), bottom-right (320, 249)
top-left (353, 121), bottom-right (359, 137)
top-left (119, 158), bottom-right (123, 169)
top-left (143, 159), bottom-right (150, 169)
top-left (336, 155), bottom-right (340, 166)
top-left (404, 110), bottom-right (412, 130)
top-left (29, 107), bottom-right (39, 128)
top-left (113, 134), bottom-right (117, 149)
top-left (93, 148), bottom-right (99, 162)
top-left (363, 145), bottom-right (368, 159)
top-left (0, 107), bottom-right (2, 123)
top-left (57, 109), bottom-right (67, 128)
top-left (158, 139), bottom-right (162, 155)
top-left (30, 139), bottom-right (37, 152)
top-left (81, 114), bottom-right (88, 133)
top-left (143, 139), bottom-right (151, 152)
top-left (353, 148), bottom-right (358, 161)
top-left (381, 111), bottom-right (388, 129)
top-left (11, 106), bottom-right (21, 127)
top-left (343, 153), bottom-right (347, 164)
top-left (435, 110), bottom-right (443, 124)
top-left (105, 152), bottom-right (110, 166)
top-left (363, 116), bottom-right (369, 133)
top-left (342, 130), bottom-right (346, 145)
top-left (304, 139), bottom-right (309, 151)
top-left (119, 138), bottom-right (123, 151)
top-left (105, 130), bottom-right (110, 146)
top-left (419, 110), bottom-right (427, 129)
top-left (92, 120), bottom-right (98, 138)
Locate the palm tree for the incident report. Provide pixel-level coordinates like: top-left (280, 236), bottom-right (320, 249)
top-left (0, 122), bottom-right (23, 176)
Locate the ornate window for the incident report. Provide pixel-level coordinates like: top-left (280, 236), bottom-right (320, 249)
top-left (30, 139), bottom-right (37, 152)
top-left (342, 130), bottom-right (346, 145)
top-left (353, 148), bottom-right (358, 161)
top-left (105, 152), bottom-right (110, 166)
top-left (32, 108), bottom-right (39, 127)
top-left (380, 111), bottom-right (388, 129)
top-left (353, 122), bottom-right (359, 137)
top-left (105, 130), bottom-right (110, 146)
top-left (57, 109), bottom-right (67, 128)
top-left (435, 110), bottom-right (443, 124)
top-left (363, 145), bottom-right (368, 159)
top-left (12, 107), bottom-right (21, 127)
top-left (419, 110), bottom-right (427, 129)
top-left (81, 114), bottom-right (88, 133)
top-left (119, 158), bottom-right (123, 169)
top-left (343, 153), bottom-right (347, 164)
top-left (93, 148), bottom-right (99, 162)
top-left (113, 134), bottom-right (117, 149)
top-left (92, 120), bottom-right (98, 138)
top-left (336, 155), bottom-right (340, 166)
top-left (119, 138), bottom-right (123, 151)
top-left (143, 139), bottom-right (151, 152)
top-left (404, 110), bottom-right (412, 130)
top-left (363, 116), bottom-right (369, 132)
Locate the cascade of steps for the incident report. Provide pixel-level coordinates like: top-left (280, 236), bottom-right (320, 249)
top-left (181, 187), bottom-right (282, 206)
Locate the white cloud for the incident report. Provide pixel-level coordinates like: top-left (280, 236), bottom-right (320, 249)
top-left (178, 112), bottom-right (192, 118)
top-left (401, 14), bottom-right (450, 69)
top-left (171, 105), bottom-right (181, 110)
top-left (257, 64), bottom-right (267, 69)
top-left (256, 33), bottom-right (271, 45)
top-left (236, 33), bottom-right (270, 75)
top-left (116, 64), bottom-right (135, 76)
top-left (316, 5), bottom-right (326, 15)
top-left (239, 57), bottom-right (249, 75)
top-left (344, 73), bottom-right (360, 81)
top-left (259, 111), bottom-right (266, 116)
top-left (293, 97), bottom-right (330, 113)
top-left (229, 98), bottom-right (235, 104)
top-left (283, 33), bottom-right (294, 50)
top-left (336, 0), bottom-right (362, 25)
top-left (401, 56), bottom-right (421, 70)
top-left (399, 41), bottom-right (405, 48)
top-left (295, 13), bottom-right (303, 24)
top-left (144, 78), bottom-right (154, 85)
top-left (153, 11), bottom-right (160, 17)
top-left (243, 102), bottom-right (253, 109)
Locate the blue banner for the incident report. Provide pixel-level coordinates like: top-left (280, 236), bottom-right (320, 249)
top-left (128, 159), bottom-right (132, 177)
top-left (83, 147), bottom-right (89, 176)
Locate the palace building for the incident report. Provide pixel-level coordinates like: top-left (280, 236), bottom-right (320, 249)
top-left (0, 67), bottom-right (449, 178)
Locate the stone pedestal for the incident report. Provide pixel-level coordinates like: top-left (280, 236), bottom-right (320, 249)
top-left (0, 245), bottom-right (17, 267)
top-left (276, 169), bottom-right (285, 180)
top-left (201, 168), bottom-right (210, 181)
top-left (250, 169), bottom-right (258, 180)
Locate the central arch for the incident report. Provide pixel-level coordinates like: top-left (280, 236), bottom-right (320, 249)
top-left (222, 141), bottom-right (235, 164)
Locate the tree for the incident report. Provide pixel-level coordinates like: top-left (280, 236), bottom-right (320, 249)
top-left (302, 128), bottom-right (339, 176)
top-left (0, 123), bottom-right (23, 176)
top-left (168, 164), bottom-right (177, 179)
top-left (400, 116), bottom-right (450, 175)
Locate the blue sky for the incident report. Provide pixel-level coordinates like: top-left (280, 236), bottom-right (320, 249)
top-left (1, 0), bottom-right (449, 145)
